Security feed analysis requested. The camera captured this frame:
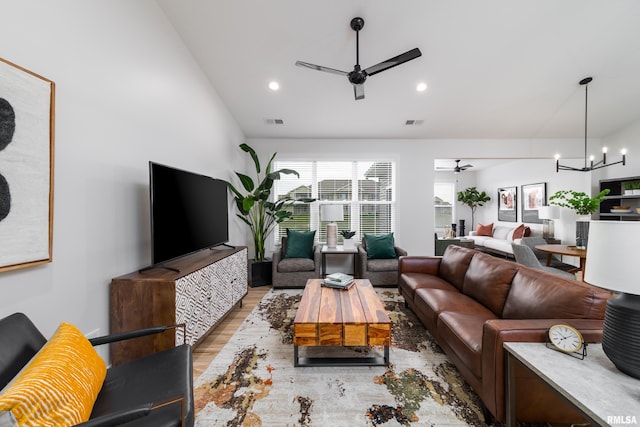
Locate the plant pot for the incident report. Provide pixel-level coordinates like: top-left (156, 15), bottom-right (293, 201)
top-left (248, 258), bottom-right (272, 287)
top-left (575, 219), bottom-right (590, 250)
top-left (343, 238), bottom-right (356, 249)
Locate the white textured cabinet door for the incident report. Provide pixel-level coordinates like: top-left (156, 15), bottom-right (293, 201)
top-left (174, 247), bottom-right (248, 346)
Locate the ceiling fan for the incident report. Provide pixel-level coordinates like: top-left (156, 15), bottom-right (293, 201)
top-left (295, 17), bottom-right (422, 100)
top-left (436, 160), bottom-right (474, 173)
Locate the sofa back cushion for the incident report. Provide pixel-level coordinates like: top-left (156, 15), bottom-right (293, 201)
top-left (462, 251), bottom-right (518, 316)
top-left (492, 226), bottom-right (511, 240)
top-left (439, 245), bottom-right (476, 291)
top-left (502, 267), bottom-right (611, 319)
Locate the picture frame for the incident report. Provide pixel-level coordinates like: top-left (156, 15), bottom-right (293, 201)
top-left (0, 58), bottom-right (55, 272)
top-left (521, 182), bottom-right (546, 224)
top-left (498, 186), bottom-right (517, 222)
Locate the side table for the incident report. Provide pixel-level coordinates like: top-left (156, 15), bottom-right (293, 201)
top-left (504, 342), bottom-right (640, 426)
top-left (321, 245), bottom-right (358, 277)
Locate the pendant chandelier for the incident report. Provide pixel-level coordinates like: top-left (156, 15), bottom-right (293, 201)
top-left (555, 77), bottom-right (627, 172)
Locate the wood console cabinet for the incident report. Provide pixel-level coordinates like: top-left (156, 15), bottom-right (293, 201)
top-left (109, 246), bottom-right (248, 365)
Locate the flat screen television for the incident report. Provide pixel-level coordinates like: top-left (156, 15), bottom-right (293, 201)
top-left (149, 161), bottom-right (229, 265)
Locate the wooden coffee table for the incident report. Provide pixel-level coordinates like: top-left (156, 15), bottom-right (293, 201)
top-left (293, 278), bottom-right (391, 367)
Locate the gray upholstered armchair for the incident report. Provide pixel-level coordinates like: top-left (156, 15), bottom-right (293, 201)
top-left (272, 236), bottom-right (321, 288)
top-left (356, 236), bottom-right (407, 287)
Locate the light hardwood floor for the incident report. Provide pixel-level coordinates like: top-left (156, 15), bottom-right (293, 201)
top-left (192, 285), bottom-right (271, 378)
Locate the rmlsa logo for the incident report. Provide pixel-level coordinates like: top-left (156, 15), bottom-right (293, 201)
top-left (608, 415), bottom-right (638, 425)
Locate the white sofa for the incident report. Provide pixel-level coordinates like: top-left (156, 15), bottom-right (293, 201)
top-left (466, 224), bottom-right (530, 257)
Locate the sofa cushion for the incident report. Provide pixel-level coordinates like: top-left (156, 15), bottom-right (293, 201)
top-left (284, 229), bottom-right (316, 259)
top-left (399, 273), bottom-right (457, 304)
top-left (437, 310), bottom-right (497, 378)
top-left (90, 343), bottom-right (194, 426)
top-left (483, 238), bottom-right (514, 254)
top-left (414, 288), bottom-right (489, 335)
top-left (439, 245), bottom-right (476, 291)
top-left (0, 323), bottom-right (106, 427)
top-left (492, 226), bottom-right (511, 240)
top-left (364, 233), bottom-right (397, 259)
top-left (278, 257), bottom-right (315, 272)
top-left (502, 267), bottom-right (610, 319)
top-left (366, 258), bottom-right (399, 272)
top-left (476, 223), bottom-right (493, 236)
top-left (462, 251), bottom-right (518, 316)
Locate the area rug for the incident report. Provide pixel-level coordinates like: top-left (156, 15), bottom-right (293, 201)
top-left (193, 288), bottom-right (491, 426)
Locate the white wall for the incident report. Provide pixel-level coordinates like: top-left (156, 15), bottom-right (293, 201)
top-left (0, 1), bottom-right (246, 360)
top-left (248, 138), bottom-right (590, 257)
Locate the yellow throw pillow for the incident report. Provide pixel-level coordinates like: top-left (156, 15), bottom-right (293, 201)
top-left (0, 322), bottom-right (106, 427)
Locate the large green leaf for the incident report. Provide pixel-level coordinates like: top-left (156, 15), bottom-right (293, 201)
top-left (235, 172), bottom-right (255, 192)
top-left (240, 143), bottom-right (261, 174)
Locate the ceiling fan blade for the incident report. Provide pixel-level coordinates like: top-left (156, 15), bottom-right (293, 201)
top-left (353, 84), bottom-right (365, 100)
top-left (364, 48), bottom-right (422, 76)
top-left (460, 164), bottom-right (474, 169)
top-left (295, 61), bottom-right (348, 76)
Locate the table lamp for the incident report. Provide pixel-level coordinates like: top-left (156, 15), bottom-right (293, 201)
top-left (584, 220), bottom-right (640, 379)
top-left (538, 205), bottom-right (560, 239)
top-left (320, 204), bottom-right (344, 248)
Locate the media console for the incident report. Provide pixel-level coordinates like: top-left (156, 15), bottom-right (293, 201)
top-left (109, 246), bottom-right (248, 365)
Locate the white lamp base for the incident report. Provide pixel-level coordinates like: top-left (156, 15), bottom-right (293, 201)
top-left (327, 223), bottom-right (337, 248)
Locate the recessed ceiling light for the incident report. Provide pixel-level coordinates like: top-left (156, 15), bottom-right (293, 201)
top-left (416, 82), bottom-right (427, 92)
top-left (268, 81), bottom-right (280, 91)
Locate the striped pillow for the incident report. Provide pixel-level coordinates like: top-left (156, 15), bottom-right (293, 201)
top-left (0, 322), bottom-right (106, 427)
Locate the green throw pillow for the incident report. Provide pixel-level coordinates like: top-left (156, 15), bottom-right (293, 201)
top-left (284, 229), bottom-right (316, 259)
top-left (365, 233), bottom-right (397, 259)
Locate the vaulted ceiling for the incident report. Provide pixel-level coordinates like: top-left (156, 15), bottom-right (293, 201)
top-left (158, 0), bottom-right (640, 140)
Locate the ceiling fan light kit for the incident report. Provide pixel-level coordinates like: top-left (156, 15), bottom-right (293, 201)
top-left (295, 17), bottom-right (422, 100)
top-left (555, 77), bottom-right (627, 172)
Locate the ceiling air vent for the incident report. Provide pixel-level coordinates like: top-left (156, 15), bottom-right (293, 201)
top-left (265, 118), bottom-right (285, 125)
top-left (405, 119), bottom-right (424, 126)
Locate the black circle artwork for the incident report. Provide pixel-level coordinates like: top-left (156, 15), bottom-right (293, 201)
top-left (0, 97), bottom-right (15, 221)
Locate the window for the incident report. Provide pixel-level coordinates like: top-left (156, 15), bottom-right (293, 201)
top-left (273, 161), bottom-right (395, 244)
top-left (434, 182), bottom-right (455, 234)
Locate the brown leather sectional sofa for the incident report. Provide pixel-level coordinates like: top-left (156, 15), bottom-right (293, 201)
top-left (398, 245), bottom-right (611, 423)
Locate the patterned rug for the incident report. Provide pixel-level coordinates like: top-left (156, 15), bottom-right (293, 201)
top-left (193, 288), bottom-right (493, 427)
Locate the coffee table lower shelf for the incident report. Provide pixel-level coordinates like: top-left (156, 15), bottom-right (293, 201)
top-left (294, 345), bottom-right (390, 367)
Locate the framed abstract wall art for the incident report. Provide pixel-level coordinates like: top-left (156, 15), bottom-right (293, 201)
top-left (521, 182), bottom-right (546, 224)
top-left (498, 186), bottom-right (517, 222)
top-left (0, 58), bottom-right (55, 272)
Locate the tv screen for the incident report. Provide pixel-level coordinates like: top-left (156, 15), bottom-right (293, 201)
top-left (150, 162), bottom-right (229, 265)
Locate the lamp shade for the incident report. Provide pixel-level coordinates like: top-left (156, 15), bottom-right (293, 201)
top-left (320, 204), bottom-right (344, 222)
top-left (538, 205), bottom-right (560, 220)
top-left (584, 221), bottom-right (640, 295)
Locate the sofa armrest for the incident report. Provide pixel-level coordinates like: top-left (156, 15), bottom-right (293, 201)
top-left (469, 231), bottom-right (478, 236)
top-left (313, 245), bottom-right (322, 276)
top-left (74, 395), bottom-right (186, 427)
top-left (74, 404), bottom-right (153, 427)
top-left (481, 318), bottom-right (605, 421)
top-left (394, 246), bottom-right (408, 257)
top-left (398, 256), bottom-right (441, 275)
top-left (89, 324), bottom-right (185, 347)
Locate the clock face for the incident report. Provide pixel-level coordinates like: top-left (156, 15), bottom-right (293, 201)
top-left (548, 324), bottom-right (584, 353)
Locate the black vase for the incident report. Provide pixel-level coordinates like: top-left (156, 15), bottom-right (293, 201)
top-left (458, 220), bottom-right (466, 238)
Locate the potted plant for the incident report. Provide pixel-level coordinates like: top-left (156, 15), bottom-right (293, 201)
top-left (548, 189), bottom-right (610, 216)
top-left (225, 143), bottom-right (300, 285)
top-left (623, 181), bottom-right (634, 196)
top-left (456, 187), bottom-right (491, 231)
top-left (340, 230), bottom-right (356, 248)
top-left (549, 189), bottom-right (610, 249)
